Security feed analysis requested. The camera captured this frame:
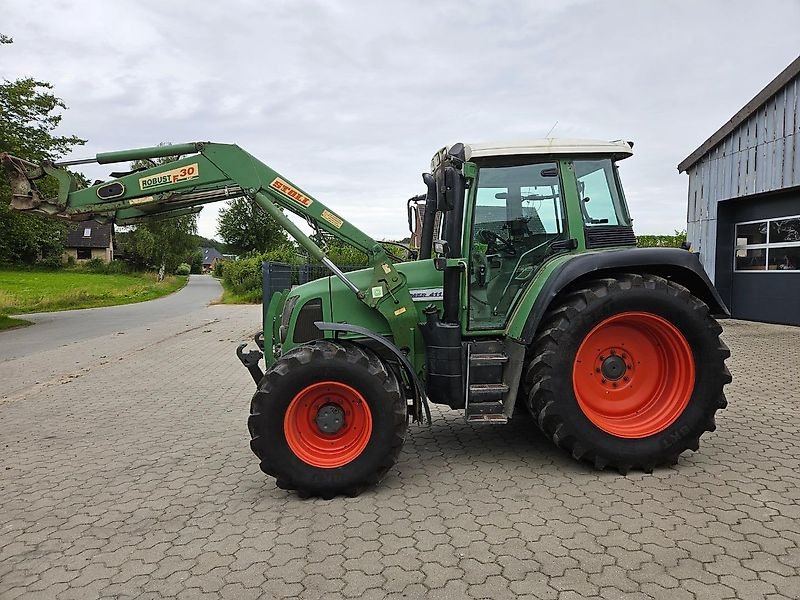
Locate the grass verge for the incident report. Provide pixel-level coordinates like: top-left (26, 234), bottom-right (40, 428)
top-left (215, 283), bottom-right (261, 305)
top-left (0, 269), bottom-right (188, 315)
top-left (0, 315), bottom-right (33, 331)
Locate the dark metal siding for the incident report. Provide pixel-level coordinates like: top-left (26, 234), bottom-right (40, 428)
top-left (715, 190), bottom-right (800, 325)
top-left (262, 261), bottom-right (292, 303)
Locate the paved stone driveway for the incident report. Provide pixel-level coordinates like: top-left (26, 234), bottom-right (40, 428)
top-left (1, 310), bottom-right (798, 599)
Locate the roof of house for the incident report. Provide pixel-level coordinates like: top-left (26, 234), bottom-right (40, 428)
top-left (461, 139), bottom-right (634, 160)
top-left (202, 247), bottom-right (223, 264)
top-left (678, 54), bottom-right (800, 172)
top-left (66, 220), bottom-right (113, 249)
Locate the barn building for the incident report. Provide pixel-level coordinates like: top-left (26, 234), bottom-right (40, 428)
top-left (679, 55), bottom-right (800, 326)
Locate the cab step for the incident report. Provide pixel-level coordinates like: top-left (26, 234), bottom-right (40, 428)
top-left (469, 352), bottom-right (508, 367)
top-left (464, 341), bottom-right (515, 424)
top-left (465, 401), bottom-right (508, 424)
top-left (468, 383), bottom-right (509, 402)
top-left (466, 412), bottom-right (509, 424)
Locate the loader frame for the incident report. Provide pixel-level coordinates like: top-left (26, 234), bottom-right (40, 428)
top-left (2, 142), bottom-right (421, 363)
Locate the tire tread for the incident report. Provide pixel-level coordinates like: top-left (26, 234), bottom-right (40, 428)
top-left (249, 340), bottom-right (407, 498)
top-left (523, 272), bottom-right (730, 474)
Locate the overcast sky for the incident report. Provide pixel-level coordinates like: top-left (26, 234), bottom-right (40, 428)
top-left (4, 0), bottom-right (799, 240)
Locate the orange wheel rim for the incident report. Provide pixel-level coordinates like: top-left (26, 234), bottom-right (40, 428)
top-left (284, 381), bottom-right (372, 468)
top-left (572, 312), bottom-right (695, 438)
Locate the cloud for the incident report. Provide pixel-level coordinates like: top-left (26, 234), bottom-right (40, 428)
top-left (3, 0), bottom-right (799, 238)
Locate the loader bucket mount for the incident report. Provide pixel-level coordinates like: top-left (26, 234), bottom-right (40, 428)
top-left (1, 153), bottom-right (46, 211)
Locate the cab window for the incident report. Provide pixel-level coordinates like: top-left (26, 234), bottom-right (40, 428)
top-left (574, 159), bottom-right (629, 227)
top-left (468, 161), bottom-right (565, 330)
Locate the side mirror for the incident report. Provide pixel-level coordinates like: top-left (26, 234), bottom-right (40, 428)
top-left (406, 193), bottom-right (424, 236)
top-left (437, 166), bottom-right (459, 212)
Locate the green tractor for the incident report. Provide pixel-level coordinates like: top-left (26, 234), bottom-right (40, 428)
top-left (2, 139), bottom-right (731, 498)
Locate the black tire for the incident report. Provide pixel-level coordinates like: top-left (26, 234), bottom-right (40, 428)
top-left (523, 273), bottom-right (731, 473)
top-left (249, 340), bottom-right (407, 498)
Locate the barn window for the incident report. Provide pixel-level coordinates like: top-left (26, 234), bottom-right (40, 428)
top-left (735, 216), bottom-right (800, 272)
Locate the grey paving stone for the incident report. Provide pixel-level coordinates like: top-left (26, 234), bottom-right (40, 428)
top-left (1, 314), bottom-right (798, 599)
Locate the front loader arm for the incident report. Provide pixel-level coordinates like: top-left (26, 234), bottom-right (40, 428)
top-left (1, 142), bottom-right (419, 360)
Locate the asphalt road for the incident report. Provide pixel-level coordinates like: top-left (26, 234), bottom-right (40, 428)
top-left (0, 274), bottom-right (223, 362)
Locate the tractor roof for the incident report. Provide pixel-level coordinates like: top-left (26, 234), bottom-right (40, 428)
top-left (461, 139), bottom-right (634, 161)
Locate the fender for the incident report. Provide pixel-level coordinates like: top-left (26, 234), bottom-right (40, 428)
top-left (314, 321), bottom-right (431, 424)
top-left (518, 247), bottom-right (729, 345)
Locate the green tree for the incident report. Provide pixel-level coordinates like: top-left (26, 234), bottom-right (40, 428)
top-left (115, 227), bottom-right (155, 270)
top-left (0, 34), bottom-right (86, 265)
top-left (191, 234), bottom-right (226, 253)
top-left (188, 249), bottom-right (203, 274)
top-left (116, 215), bottom-right (198, 272)
top-left (217, 197), bottom-right (289, 254)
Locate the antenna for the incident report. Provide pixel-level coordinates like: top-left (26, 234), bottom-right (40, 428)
top-left (544, 120), bottom-right (559, 138)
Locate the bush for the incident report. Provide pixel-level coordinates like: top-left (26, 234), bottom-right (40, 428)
top-left (219, 243), bottom-right (371, 303)
top-left (104, 260), bottom-right (132, 274)
top-left (222, 255), bottom-right (264, 300)
top-left (85, 258), bottom-right (107, 272)
top-left (220, 245), bottom-right (305, 301)
top-left (38, 253), bottom-right (65, 269)
top-left (636, 230), bottom-right (687, 249)
top-left (175, 263), bottom-right (191, 276)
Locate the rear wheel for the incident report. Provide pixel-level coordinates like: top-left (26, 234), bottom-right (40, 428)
top-left (249, 340), bottom-right (407, 498)
top-left (524, 273), bottom-right (731, 473)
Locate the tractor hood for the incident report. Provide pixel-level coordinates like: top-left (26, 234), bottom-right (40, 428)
top-left (278, 259), bottom-right (443, 353)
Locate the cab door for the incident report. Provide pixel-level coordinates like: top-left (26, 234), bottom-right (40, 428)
top-left (465, 159), bottom-right (569, 331)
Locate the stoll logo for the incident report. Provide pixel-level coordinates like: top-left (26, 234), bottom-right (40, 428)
top-left (139, 163), bottom-right (199, 191)
top-left (269, 177), bottom-right (314, 207)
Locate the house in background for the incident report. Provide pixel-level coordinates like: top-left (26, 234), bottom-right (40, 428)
top-left (678, 54), bottom-right (800, 326)
top-left (64, 220), bottom-right (114, 263)
top-left (202, 247), bottom-right (223, 272)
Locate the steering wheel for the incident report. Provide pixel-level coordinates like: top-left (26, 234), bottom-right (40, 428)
top-left (477, 229), bottom-right (516, 255)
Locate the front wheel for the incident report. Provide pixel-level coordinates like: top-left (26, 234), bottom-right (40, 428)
top-left (248, 340), bottom-right (407, 498)
top-left (524, 273), bottom-right (731, 473)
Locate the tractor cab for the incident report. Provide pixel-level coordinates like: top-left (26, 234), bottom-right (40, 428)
top-left (417, 139), bottom-right (636, 331)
